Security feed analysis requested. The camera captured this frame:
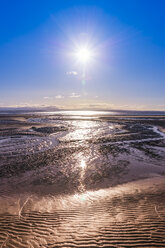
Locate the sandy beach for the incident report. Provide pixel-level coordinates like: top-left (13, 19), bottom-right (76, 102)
top-left (0, 111), bottom-right (165, 247)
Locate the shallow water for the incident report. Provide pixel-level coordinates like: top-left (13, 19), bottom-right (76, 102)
top-left (1, 113), bottom-right (165, 192)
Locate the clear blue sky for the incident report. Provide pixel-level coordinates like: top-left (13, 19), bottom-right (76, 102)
top-left (0, 0), bottom-right (165, 110)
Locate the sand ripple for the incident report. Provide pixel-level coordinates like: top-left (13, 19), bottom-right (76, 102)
top-left (0, 178), bottom-right (165, 247)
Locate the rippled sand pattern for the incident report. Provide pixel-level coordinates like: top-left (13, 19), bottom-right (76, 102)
top-left (0, 178), bottom-right (165, 248)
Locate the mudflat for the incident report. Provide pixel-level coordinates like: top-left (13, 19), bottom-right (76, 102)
top-left (0, 112), bottom-right (165, 247)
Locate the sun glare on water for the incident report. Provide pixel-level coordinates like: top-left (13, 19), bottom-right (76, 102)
top-left (80, 159), bottom-right (86, 169)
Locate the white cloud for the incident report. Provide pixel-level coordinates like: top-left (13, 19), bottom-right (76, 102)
top-left (66, 71), bottom-right (78, 76)
top-left (69, 92), bottom-right (81, 98)
top-left (44, 96), bottom-right (52, 99)
top-left (56, 95), bottom-right (64, 99)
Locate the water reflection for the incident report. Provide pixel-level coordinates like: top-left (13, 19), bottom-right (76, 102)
top-left (66, 120), bottom-right (115, 193)
top-left (37, 110), bottom-right (118, 116)
top-left (63, 120), bottom-right (99, 142)
top-left (80, 159), bottom-right (86, 169)
top-left (78, 158), bottom-right (87, 193)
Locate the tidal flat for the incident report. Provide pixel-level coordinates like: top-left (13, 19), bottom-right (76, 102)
top-left (0, 111), bottom-right (165, 247)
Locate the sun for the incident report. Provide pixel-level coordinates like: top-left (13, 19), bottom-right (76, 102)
top-left (75, 47), bottom-right (92, 64)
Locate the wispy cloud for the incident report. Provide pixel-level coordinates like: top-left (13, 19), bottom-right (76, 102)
top-left (157, 104), bottom-right (165, 107)
top-left (66, 71), bottom-right (78, 76)
top-left (44, 96), bottom-right (52, 99)
top-left (69, 92), bottom-right (81, 98)
top-left (55, 95), bottom-right (64, 99)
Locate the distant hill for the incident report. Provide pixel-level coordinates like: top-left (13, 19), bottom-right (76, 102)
top-left (0, 106), bottom-right (59, 113)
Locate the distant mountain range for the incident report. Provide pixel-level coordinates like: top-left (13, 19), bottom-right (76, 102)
top-left (0, 106), bottom-right (59, 113)
top-left (0, 106), bottom-right (165, 116)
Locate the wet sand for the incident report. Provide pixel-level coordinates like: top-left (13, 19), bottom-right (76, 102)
top-left (0, 113), bottom-right (165, 247)
top-left (0, 177), bottom-right (165, 247)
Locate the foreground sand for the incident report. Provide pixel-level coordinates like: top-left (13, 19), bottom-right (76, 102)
top-left (0, 177), bottom-right (165, 247)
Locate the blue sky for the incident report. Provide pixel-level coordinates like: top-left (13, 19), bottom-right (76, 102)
top-left (0, 0), bottom-right (165, 110)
